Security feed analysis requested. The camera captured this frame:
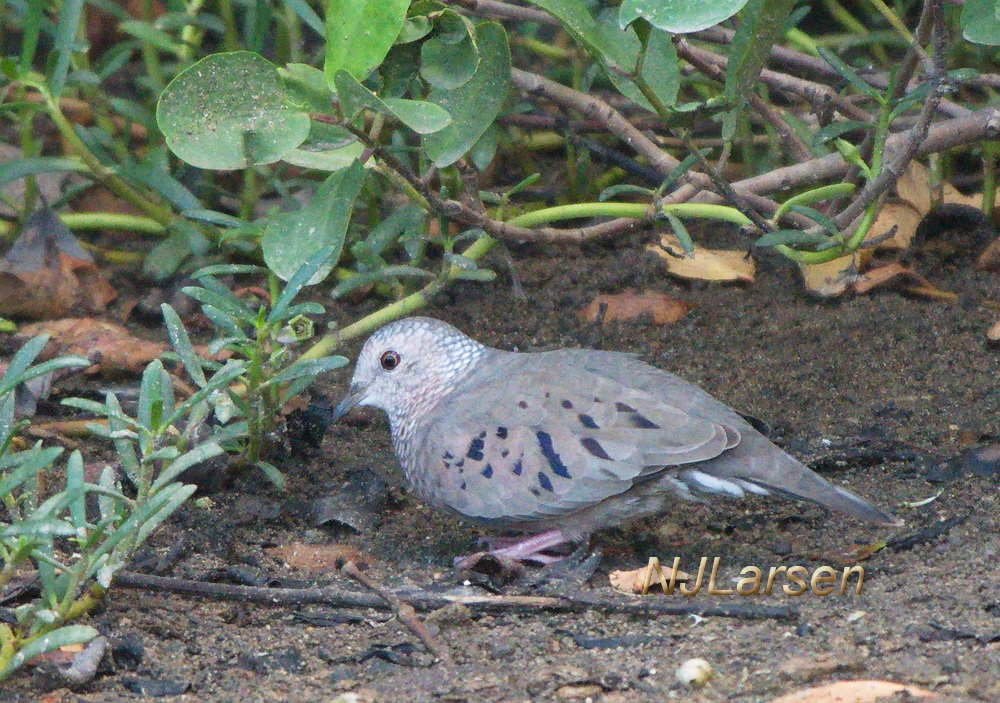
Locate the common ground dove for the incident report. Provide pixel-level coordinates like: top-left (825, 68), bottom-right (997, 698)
top-left (332, 317), bottom-right (901, 565)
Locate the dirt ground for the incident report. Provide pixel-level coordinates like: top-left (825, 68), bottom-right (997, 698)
top-left (4, 223), bottom-right (999, 702)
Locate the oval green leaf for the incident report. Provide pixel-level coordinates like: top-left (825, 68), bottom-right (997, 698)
top-left (961, 0), bottom-right (1000, 45)
top-left (262, 160), bottom-right (365, 282)
top-left (157, 52), bottom-right (310, 169)
top-left (325, 0), bottom-right (411, 81)
top-left (423, 21), bottom-right (510, 168)
top-left (619, 0), bottom-right (750, 33)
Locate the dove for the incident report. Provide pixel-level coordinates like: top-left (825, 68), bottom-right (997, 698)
top-left (332, 317), bottom-right (901, 566)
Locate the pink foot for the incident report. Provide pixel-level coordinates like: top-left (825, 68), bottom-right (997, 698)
top-left (455, 529), bottom-right (571, 569)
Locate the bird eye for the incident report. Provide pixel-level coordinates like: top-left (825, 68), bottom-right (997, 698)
top-left (380, 350), bottom-right (401, 371)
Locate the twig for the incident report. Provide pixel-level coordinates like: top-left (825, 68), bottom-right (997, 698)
top-left (115, 571), bottom-right (799, 620)
top-left (314, 114), bottom-right (648, 244)
top-left (674, 41), bottom-right (813, 163)
top-left (692, 25), bottom-right (970, 119)
top-left (447, 0), bottom-right (556, 24)
top-left (677, 131), bottom-right (775, 236)
top-left (340, 561), bottom-right (454, 667)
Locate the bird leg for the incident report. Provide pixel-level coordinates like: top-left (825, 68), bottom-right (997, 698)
top-left (455, 529), bottom-right (572, 569)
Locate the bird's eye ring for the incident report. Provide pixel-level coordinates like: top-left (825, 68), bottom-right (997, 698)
top-left (380, 350), bottom-right (401, 371)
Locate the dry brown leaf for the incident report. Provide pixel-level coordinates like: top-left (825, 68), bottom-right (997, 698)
top-left (868, 199), bottom-right (925, 251)
top-left (609, 563), bottom-right (690, 594)
top-left (0, 210), bottom-right (116, 319)
top-left (988, 319), bottom-right (1000, 343)
top-left (648, 235), bottom-right (755, 283)
top-left (768, 680), bottom-right (936, 703)
top-left (977, 237), bottom-right (1000, 271)
top-left (19, 318), bottom-right (165, 376)
top-left (878, 161), bottom-right (984, 251)
top-left (266, 543), bottom-right (373, 570)
top-left (851, 263), bottom-right (942, 296)
top-left (578, 291), bottom-right (694, 326)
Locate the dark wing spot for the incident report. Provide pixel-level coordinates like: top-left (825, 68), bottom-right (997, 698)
top-left (496, 426), bottom-right (508, 439)
top-left (501, 449), bottom-right (509, 458)
top-left (477, 430), bottom-right (486, 439)
top-left (466, 436), bottom-right (485, 461)
top-left (460, 481), bottom-right (467, 490)
top-left (454, 458), bottom-right (465, 468)
top-left (628, 412), bottom-right (660, 429)
top-left (512, 458), bottom-right (523, 475)
top-left (536, 431), bottom-right (572, 479)
top-left (545, 392), bottom-right (550, 398)
top-left (530, 487), bottom-right (541, 496)
top-left (518, 401), bottom-right (528, 409)
top-left (443, 451), bottom-right (453, 460)
top-left (537, 472), bottom-right (554, 492)
top-left (581, 437), bottom-right (612, 460)
top-left (481, 464), bottom-right (493, 479)
top-left (561, 399), bottom-right (573, 409)
top-left (443, 461), bottom-right (451, 470)
top-left (578, 413), bottom-right (599, 429)
top-left (615, 402), bottom-right (637, 413)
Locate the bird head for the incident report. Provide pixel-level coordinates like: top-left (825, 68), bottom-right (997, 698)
top-left (332, 317), bottom-right (487, 424)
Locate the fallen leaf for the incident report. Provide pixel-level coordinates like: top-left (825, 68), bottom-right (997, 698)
top-left (799, 254), bottom-right (862, 298)
top-left (648, 235), bottom-right (755, 283)
top-left (578, 291), bottom-right (694, 326)
top-left (867, 199), bottom-right (925, 251)
top-left (609, 562), bottom-right (690, 594)
top-left (851, 263), bottom-right (948, 298)
top-left (18, 318), bottom-right (165, 376)
top-left (768, 680), bottom-right (936, 703)
top-left (0, 209), bottom-right (116, 319)
top-left (266, 543), bottom-right (373, 570)
top-left (989, 319), bottom-right (1000, 343)
top-left (977, 237), bottom-right (1000, 271)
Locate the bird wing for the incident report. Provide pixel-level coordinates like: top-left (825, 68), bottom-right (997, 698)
top-left (412, 350), bottom-right (739, 525)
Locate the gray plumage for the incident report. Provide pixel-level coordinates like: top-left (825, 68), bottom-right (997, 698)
top-left (333, 317), bottom-right (900, 552)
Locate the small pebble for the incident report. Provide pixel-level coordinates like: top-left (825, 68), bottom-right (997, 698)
top-left (676, 658), bottom-right (713, 688)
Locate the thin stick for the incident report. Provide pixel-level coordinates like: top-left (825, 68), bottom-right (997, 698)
top-left (115, 571), bottom-right (799, 620)
top-left (341, 561), bottom-right (455, 667)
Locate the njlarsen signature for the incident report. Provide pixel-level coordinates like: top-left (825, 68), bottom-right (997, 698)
top-left (639, 557), bottom-right (865, 596)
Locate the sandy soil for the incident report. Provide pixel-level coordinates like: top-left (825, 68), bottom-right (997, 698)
top-left (4, 223), bottom-right (999, 702)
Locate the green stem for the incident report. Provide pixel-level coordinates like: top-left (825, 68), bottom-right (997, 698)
top-left (0, 213), bottom-right (166, 239)
top-left (983, 141), bottom-right (999, 221)
top-left (140, 0), bottom-right (167, 92)
top-left (218, 0), bottom-right (240, 51)
top-left (180, 0), bottom-right (208, 61)
top-left (40, 88), bottom-right (175, 227)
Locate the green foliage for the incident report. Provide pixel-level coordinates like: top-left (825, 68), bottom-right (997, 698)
top-left (157, 52), bottom-right (311, 169)
top-left (961, 0), bottom-right (1000, 46)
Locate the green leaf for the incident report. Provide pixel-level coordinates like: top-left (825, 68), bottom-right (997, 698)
top-left (335, 70), bottom-right (452, 134)
top-left (0, 625), bottom-right (98, 680)
top-left (812, 120), bottom-right (872, 148)
top-left (618, 0), bottom-right (750, 33)
top-left (755, 229), bottom-right (833, 247)
top-left (596, 10), bottom-right (678, 112)
top-left (151, 442), bottom-right (224, 491)
top-left (420, 21), bottom-right (480, 90)
top-left (255, 461), bottom-right (286, 490)
top-left (161, 305), bottom-right (207, 387)
top-left (961, 0), bottom-right (1000, 45)
top-left (330, 266), bottom-right (433, 299)
top-left (157, 52), bottom-right (310, 169)
top-left (268, 356), bottom-right (348, 385)
top-left (725, 0), bottom-right (796, 115)
top-left (282, 120), bottom-right (366, 171)
top-left (280, 63), bottom-right (335, 114)
top-left (268, 246), bottom-right (337, 322)
top-left (833, 138), bottom-right (872, 178)
top-left (666, 213), bottom-right (694, 256)
top-left (773, 183), bottom-right (856, 222)
top-left (262, 160), bottom-right (365, 282)
top-left (423, 22), bottom-right (510, 168)
top-left (0, 157), bottom-right (86, 187)
top-left (325, 0), bottom-right (411, 81)
top-left (816, 47), bottom-right (884, 100)
top-left (137, 360), bottom-right (167, 432)
top-left (48, 0), bottom-right (85, 98)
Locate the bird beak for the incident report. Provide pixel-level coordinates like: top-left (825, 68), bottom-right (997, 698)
top-left (331, 383), bottom-right (365, 423)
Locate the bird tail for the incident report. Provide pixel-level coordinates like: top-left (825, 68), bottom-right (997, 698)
top-left (694, 437), bottom-right (903, 527)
